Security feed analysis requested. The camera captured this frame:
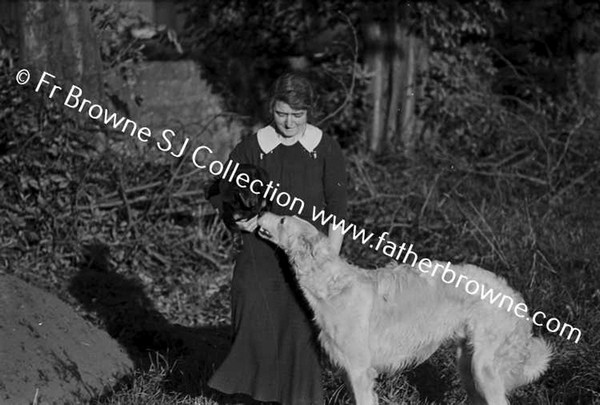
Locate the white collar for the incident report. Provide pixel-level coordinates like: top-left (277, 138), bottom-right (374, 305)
top-left (257, 124), bottom-right (322, 154)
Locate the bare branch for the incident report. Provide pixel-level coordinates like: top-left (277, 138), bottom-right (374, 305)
top-left (317, 11), bottom-right (359, 126)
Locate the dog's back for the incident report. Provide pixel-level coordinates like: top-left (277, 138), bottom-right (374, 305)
top-left (256, 213), bottom-right (552, 405)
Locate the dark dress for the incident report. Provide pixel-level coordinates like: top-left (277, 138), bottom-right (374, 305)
top-left (208, 124), bottom-right (347, 405)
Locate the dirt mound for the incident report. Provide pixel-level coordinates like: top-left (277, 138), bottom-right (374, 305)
top-left (0, 274), bottom-right (133, 405)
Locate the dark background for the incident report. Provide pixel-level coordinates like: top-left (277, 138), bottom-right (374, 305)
top-left (1, 0), bottom-right (599, 404)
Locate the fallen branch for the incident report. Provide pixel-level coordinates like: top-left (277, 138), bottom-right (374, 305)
top-left (192, 247), bottom-right (230, 272)
top-left (76, 190), bottom-right (207, 210)
top-left (460, 168), bottom-right (548, 186)
top-left (349, 194), bottom-right (410, 206)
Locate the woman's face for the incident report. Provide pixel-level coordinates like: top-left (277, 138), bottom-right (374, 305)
top-left (272, 100), bottom-right (307, 138)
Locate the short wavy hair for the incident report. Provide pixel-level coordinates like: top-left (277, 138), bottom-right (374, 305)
top-left (268, 72), bottom-right (318, 121)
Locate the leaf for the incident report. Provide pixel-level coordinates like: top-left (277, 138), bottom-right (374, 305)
top-left (49, 174), bottom-right (70, 189)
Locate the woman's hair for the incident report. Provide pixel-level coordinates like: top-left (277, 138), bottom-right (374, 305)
top-left (268, 72), bottom-right (318, 120)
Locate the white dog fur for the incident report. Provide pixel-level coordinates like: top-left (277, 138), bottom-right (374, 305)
top-left (257, 213), bottom-right (552, 405)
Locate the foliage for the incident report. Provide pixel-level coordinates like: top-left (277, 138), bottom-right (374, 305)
top-left (91, 3), bottom-right (147, 70)
top-left (179, 0), bottom-right (369, 145)
top-left (3, 1), bottom-right (600, 404)
top-left (90, 2), bottom-right (182, 113)
top-left (178, 0), bottom-right (505, 155)
top-left (402, 0), bottom-right (506, 157)
top-left (3, 54), bottom-right (598, 402)
top-left (493, 0), bottom-right (600, 100)
top-left (88, 2), bottom-right (147, 115)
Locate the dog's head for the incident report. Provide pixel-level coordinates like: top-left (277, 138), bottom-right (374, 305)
top-left (257, 213), bottom-right (331, 269)
top-left (205, 164), bottom-right (271, 230)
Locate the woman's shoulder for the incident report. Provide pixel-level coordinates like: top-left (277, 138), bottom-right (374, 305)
top-left (230, 131), bottom-right (260, 160)
top-left (313, 128), bottom-right (343, 155)
top-left (235, 131), bottom-right (260, 150)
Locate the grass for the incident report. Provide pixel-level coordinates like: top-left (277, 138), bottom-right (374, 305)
top-left (2, 81), bottom-right (599, 404)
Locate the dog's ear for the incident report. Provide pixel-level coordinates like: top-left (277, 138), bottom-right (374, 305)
top-left (289, 233), bottom-right (330, 259)
top-left (237, 188), bottom-right (257, 209)
top-left (285, 234), bottom-right (314, 273)
top-left (221, 202), bottom-right (240, 230)
top-left (287, 232), bottom-right (307, 252)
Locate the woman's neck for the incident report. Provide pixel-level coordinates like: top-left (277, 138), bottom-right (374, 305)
top-left (279, 134), bottom-right (300, 145)
top-left (276, 124), bottom-right (307, 145)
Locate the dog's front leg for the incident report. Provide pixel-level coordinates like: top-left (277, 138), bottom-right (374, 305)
top-left (347, 366), bottom-right (378, 405)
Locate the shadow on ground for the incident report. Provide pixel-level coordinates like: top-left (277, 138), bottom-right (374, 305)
top-left (68, 242), bottom-right (459, 404)
top-left (68, 241), bottom-right (231, 398)
top-left (406, 360), bottom-right (455, 404)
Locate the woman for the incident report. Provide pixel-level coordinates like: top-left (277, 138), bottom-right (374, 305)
top-left (208, 72), bottom-right (348, 404)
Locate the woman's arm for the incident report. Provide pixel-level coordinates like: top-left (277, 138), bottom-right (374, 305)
top-left (205, 136), bottom-right (255, 230)
top-left (237, 216), bottom-right (258, 232)
top-left (322, 136), bottom-right (348, 255)
top-left (328, 224), bottom-right (344, 255)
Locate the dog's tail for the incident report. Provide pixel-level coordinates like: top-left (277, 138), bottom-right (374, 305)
top-left (522, 337), bottom-right (552, 383)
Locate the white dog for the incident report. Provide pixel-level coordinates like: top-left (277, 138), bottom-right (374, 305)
top-left (257, 213), bottom-right (551, 405)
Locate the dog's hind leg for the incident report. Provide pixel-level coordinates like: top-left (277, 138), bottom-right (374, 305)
top-left (457, 340), bottom-right (487, 405)
top-left (347, 367), bottom-right (378, 405)
top-left (470, 349), bottom-right (509, 405)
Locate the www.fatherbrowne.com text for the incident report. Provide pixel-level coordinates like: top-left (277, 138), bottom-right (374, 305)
top-left (18, 69), bottom-right (582, 344)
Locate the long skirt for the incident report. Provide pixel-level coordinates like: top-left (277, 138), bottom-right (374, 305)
top-left (208, 236), bottom-right (324, 405)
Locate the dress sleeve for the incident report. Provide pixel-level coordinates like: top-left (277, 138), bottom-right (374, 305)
top-left (228, 136), bottom-right (252, 164)
top-left (323, 137), bottom-right (348, 220)
top-left (205, 135), bottom-right (254, 211)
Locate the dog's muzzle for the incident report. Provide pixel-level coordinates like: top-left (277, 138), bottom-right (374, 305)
top-left (258, 227), bottom-right (272, 239)
top-left (257, 212), bottom-right (276, 240)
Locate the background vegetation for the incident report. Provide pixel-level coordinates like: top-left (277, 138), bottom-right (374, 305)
top-left (1, 0), bottom-right (599, 404)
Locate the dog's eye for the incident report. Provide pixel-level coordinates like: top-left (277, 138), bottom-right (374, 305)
top-left (280, 217), bottom-right (285, 225)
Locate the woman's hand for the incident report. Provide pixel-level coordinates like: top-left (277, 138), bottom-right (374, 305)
top-left (328, 224), bottom-right (344, 256)
top-left (236, 215), bottom-right (259, 233)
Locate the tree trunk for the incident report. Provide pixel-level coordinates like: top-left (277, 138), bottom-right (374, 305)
top-left (18, 0), bottom-right (103, 102)
top-left (398, 32), bottom-right (418, 156)
top-left (364, 20), bottom-right (387, 153)
top-left (362, 2), bottom-right (427, 155)
top-left (385, 20), bottom-right (404, 149)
